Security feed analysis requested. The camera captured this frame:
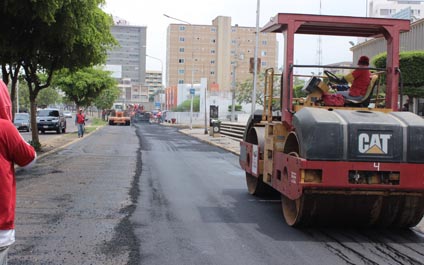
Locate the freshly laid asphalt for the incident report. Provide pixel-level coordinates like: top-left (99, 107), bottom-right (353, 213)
top-left (23, 122), bottom-right (424, 236)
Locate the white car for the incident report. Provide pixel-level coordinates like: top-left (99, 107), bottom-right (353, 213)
top-left (63, 111), bottom-right (73, 118)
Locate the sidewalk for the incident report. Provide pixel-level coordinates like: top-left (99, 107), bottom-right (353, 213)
top-left (179, 128), bottom-right (241, 155)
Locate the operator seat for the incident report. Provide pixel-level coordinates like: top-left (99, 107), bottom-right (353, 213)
top-left (344, 74), bottom-right (379, 107)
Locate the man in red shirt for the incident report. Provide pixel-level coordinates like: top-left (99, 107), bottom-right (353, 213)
top-left (337, 56), bottom-right (371, 100)
top-left (75, 109), bottom-right (86, 138)
top-left (0, 80), bottom-right (36, 264)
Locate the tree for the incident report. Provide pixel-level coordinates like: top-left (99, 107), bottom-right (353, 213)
top-left (236, 72), bottom-right (281, 107)
top-left (0, 0), bottom-right (117, 148)
top-left (37, 87), bottom-right (61, 108)
top-left (175, 96), bottom-right (200, 112)
top-left (373, 51), bottom-right (424, 110)
top-left (54, 67), bottom-right (117, 109)
top-left (94, 86), bottom-right (121, 111)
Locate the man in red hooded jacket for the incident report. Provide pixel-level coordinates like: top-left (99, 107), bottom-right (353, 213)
top-left (0, 80), bottom-right (36, 263)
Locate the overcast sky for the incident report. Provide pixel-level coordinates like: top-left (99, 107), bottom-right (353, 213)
top-left (103, 0), bottom-right (368, 72)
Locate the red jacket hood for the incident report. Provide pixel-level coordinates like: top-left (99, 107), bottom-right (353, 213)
top-left (0, 80), bottom-right (12, 121)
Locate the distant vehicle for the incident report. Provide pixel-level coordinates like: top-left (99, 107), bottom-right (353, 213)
top-left (63, 111), bottom-right (72, 118)
top-left (37, 108), bottom-right (66, 134)
top-left (108, 103), bottom-right (130, 126)
top-left (14, 113), bottom-right (31, 132)
top-left (134, 111), bottom-right (151, 123)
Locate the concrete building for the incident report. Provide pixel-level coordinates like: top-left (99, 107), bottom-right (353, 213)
top-left (105, 18), bottom-right (147, 104)
top-left (323, 61), bottom-right (354, 76)
top-left (145, 70), bottom-right (163, 99)
top-left (368, 0), bottom-right (424, 20)
top-left (166, 16), bottom-right (278, 93)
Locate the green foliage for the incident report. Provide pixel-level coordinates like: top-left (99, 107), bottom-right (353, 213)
top-left (36, 87), bottom-right (61, 107)
top-left (0, 0), bottom-right (117, 146)
top-left (175, 96), bottom-right (200, 112)
top-left (89, 117), bottom-right (107, 126)
top-left (372, 51), bottom-right (424, 97)
top-left (53, 67), bottom-right (117, 108)
top-left (236, 72), bottom-right (281, 107)
top-left (93, 83), bottom-right (120, 110)
top-left (227, 104), bottom-right (242, 111)
top-left (293, 84), bottom-right (307, 98)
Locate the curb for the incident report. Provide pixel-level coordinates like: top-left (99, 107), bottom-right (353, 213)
top-left (179, 129), bottom-right (240, 156)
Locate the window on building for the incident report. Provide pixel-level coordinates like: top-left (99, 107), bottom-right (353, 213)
top-left (178, 69), bottom-right (185, 74)
top-left (210, 60), bottom-right (215, 64)
top-left (179, 37), bottom-right (185, 42)
top-left (261, 51), bottom-right (267, 56)
top-left (232, 40), bottom-right (236, 44)
top-left (211, 49), bottom-right (216, 54)
top-left (210, 71), bottom-right (215, 75)
top-left (178, 58), bottom-right (185, 64)
top-left (179, 47), bottom-right (185, 53)
top-left (262, 61), bottom-right (267, 67)
top-left (380, 9), bottom-right (396, 16)
top-left (262, 40), bottom-right (267, 45)
top-left (178, 80), bottom-right (184, 84)
top-left (179, 26), bottom-right (186, 31)
top-left (211, 27), bottom-right (216, 32)
top-left (211, 39), bottom-right (216, 43)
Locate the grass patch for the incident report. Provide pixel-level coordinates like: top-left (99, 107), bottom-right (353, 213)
top-left (90, 117), bottom-right (107, 126)
top-left (83, 117), bottom-right (107, 134)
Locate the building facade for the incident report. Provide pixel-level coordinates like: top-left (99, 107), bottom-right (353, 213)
top-left (166, 16), bottom-right (278, 93)
top-left (105, 18), bottom-right (147, 104)
top-left (145, 70), bottom-right (163, 99)
top-left (368, 0), bottom-right (424, 20)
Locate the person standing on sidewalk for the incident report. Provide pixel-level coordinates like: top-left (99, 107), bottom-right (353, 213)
top-left (75, 108), bottom-right (86, 138)
top-left (0, 80), bottom-right (36, 264)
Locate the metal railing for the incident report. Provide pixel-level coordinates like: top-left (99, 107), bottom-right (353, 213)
top-left (219, 122), bottom-right (245, 141)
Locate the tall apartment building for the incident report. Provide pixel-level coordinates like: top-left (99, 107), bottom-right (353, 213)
top-left (166, 16), bottom-right (278, 92)
top-left (368, 0), bottom-right (424, 20)
top-left (105, 18), bottom-right (147, 104)
top-left (145, 70), bottom-right (163, 99)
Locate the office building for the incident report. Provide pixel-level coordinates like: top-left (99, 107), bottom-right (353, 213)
top-left (105, 17), bottom-right (147, 104)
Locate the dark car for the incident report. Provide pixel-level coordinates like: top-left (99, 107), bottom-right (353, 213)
top-left (134, 111), bottom-right (151, 123)
top-left (37, 109), bottom-right (66, 134)
top-left (14, 113), bottom-right (31, 132)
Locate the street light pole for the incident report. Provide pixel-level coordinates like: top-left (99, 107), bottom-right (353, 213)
top-left (251, 0), bottom-right (260, 115)
top-left (164, 14), bottom-right (195, 130)
top-left (146, 54), bottom-right (164, 110)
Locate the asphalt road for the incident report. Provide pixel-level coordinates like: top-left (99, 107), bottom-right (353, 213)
top-left (10, 124), bottom-right (138, 264)
top-left (132, 123), bottom-right (424, 265)
top-left (9, 123), bottom-right (424, 265)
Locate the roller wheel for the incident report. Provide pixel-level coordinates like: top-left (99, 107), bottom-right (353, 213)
top-left (246, 172), bottom-right (275, 197)
top-left (281, 195), bottom-right (304, 227)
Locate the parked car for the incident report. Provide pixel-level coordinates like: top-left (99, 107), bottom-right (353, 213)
top-left (37, 108), bottom-right (66, 134)
top-left (63, 111), bottom-right (73, 118)
top-left (14, 113), bottom-right (31, 132)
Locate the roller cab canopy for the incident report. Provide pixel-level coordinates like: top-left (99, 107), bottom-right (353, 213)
top-left (262, 13), bottom-right (411, 123)
top-left (261, 13), bottom-right (410, 38)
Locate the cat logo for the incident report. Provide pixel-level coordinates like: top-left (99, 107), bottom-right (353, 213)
top-left (358, 133), bottom-right (392, 154)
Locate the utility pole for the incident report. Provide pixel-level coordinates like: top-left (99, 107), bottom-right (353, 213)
top-left (251, 0), bottom-right (260, 115)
